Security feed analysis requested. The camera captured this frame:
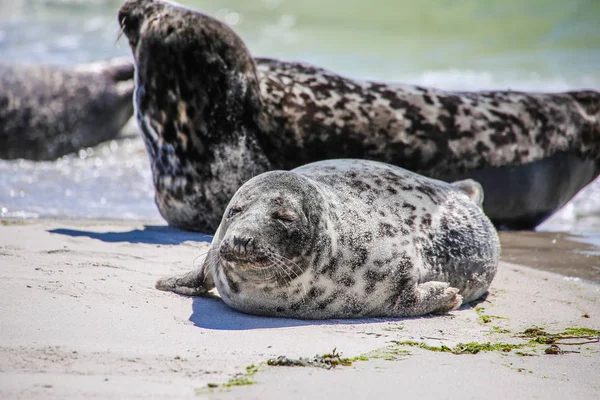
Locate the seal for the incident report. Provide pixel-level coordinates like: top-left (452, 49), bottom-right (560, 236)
top-left (118, 0), bottom-right (600, 231)
top-left (0, 57), bottom-right (135, 160)
top-left (156, 159), bottom-right (499, 319)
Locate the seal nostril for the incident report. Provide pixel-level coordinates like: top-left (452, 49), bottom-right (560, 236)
top-left (243, 238), bottom-right (253, 253)
top-left (232, 236), bottom-right (253, 257)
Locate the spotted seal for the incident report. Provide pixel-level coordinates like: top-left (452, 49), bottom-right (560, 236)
top-left (0, 57), bottom-right (135, 160)
top-left (156, 159), bottom-right (499, 319)
top-left (118, 0), bottom-right (599, 231)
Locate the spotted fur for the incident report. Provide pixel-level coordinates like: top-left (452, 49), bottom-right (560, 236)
top-left (119, 0), bottom-right (600, 232)
top-left (156, 159), bottom-right (499, 319)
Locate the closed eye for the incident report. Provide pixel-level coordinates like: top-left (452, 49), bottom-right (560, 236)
top-left (272, 210), bottom-right (298, 222)
top-left (228, 205), bottom-right (243, 218)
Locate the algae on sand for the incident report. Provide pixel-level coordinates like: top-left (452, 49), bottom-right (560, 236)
top-left (267, 348), bottom-right (361, 369)
top-left (393, 340), bottom-right (523, 355)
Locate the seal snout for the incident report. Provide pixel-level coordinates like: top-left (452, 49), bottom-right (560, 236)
top-left (118, 0), bottom-right (160, 47)
top-left (220, 235), bottom-right (257, 263)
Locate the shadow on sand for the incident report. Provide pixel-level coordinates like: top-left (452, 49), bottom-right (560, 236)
top-left (49, 225), bottom-right (212, 245)
top-left (188, 295), bottom-right (391, 330)
top-left (187, 293), bottom-right (485, 330)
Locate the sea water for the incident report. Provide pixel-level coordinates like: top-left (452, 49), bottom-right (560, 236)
top-left (0, 0), bottom-right (599, 232)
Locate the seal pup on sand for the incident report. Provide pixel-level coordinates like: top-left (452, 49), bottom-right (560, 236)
top-left (156, 159), bottom-right (499, 319)
top-left (0, 57), bottom-right (135, 160)
top-left (118, 0), bottom-right (599, 231)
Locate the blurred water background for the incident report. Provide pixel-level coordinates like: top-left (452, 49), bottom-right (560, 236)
top-left (0, 0), bottom-right (599, 234)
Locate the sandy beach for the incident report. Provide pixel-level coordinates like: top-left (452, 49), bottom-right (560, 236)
top-left (0, 218), bottom-right (598, 399)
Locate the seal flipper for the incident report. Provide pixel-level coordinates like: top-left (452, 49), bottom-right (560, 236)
top-left (451, 179), bottom-right (484, 207)
top-left (156, 263), bottom-right (215, 296)
top-left (399, 282), bottom-right (463, 316)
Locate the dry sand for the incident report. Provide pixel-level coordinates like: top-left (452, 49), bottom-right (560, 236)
top-left (0, 219), bottom-right (598, 399)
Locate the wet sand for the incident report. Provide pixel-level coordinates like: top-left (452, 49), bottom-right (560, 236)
top-left (500, 231), bottom-right (600, 283)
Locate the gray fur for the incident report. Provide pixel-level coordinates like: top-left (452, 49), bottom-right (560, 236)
top-left (157, 159), bottom-right (500, 319)
top-left (0, 58), bottom-right (135, 160)
top-left (119, 0), bottom-right (599, 231)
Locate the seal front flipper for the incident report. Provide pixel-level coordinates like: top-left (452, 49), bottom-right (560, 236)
top-left (156, 263), bottom-right (215, 296)
top-left (399, 282), bottom-right (463, 317)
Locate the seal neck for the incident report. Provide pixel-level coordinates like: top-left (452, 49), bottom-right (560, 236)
top-left (124, 0), bottom-right (268, 174)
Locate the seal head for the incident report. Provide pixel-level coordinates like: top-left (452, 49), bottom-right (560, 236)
top-left (215, 172), bottom-right (322, 288)
top-left (118, 0), bottom-right (270, 232)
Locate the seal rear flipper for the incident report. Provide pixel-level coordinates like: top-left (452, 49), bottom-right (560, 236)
top-left (451, 179), bottom-right (484, 207)
top-left (399, 282), bottom-right (463, 317)
top-left (156, 265), bottom-right (215, 296)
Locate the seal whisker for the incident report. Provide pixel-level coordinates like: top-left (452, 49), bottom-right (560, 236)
top-left (265, 252), bottom-right (294, 286)
top-left (116, 18), bottom-right (127, 47)
top-left (191, 248), bottom-right (212, 267)
top-left (261, 262), bottom-right (280, 283)
top-left (268, 251), bottom-right (304, 281)
top-left (266, 250), bottom-right (308, 302)
top-left (200, 245), bottom-right (223, 286)
top-left (266, 253), bottom-right (298, 289)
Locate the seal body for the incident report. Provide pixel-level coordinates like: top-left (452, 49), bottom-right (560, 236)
top-left (156, 159), bottom-right (500, 319)
top-left (119, 0), bottom-right (600, 231)
top-left (0, 58), bottom-right (135, 160)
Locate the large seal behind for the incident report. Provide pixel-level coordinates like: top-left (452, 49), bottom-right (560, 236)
top-left (118, 0), bottom-right (600, 231)
top-left (156, 159), bottom-right (500, 319)
top-left (0, 58), bottom-right (135, 160)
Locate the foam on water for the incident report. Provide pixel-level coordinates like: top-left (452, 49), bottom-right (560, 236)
top-left (0, 126), bottom-right (161, 222)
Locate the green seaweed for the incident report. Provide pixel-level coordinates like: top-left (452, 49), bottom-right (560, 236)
top-left (475, 307), bottom-right (505, 324)
top-left (197, 325), bottom-right (599, 395)
top-left (393, 326), bottom-right (599, 357)
top-left (563, 327), bottom-right (599, 337)
top-left (0, 219), bottom-right (27, 226)
top-left (393, 340), bottom-right (523, 355)
top-left (222, 365), bottom-right (258, 388)
top-left (491, 326), bottom-right (511, 334)
top-left (453, 342), bottom-right (520, 354)
top-left (364, 347), bottom-right (410, 361)
top-left (393, 340), bottom-right (452, 353)
top-left (267, 348), bottom-right (357, 369)
top-left (201, 364), bottom-right (259, 392)
top-left (519, 326), bottom-right (600, 346)
top-left (515, 351), bottom-right (536, 357)
top-left (382, 324), bottom-right (405, 332)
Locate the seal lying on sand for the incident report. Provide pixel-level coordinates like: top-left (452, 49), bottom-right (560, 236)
top-left (118, 0), bottom-right (600, 231)
top-left (0, 57), bottom-right (135, 160)
top-left (156, 159), bottom-right (499, 319)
